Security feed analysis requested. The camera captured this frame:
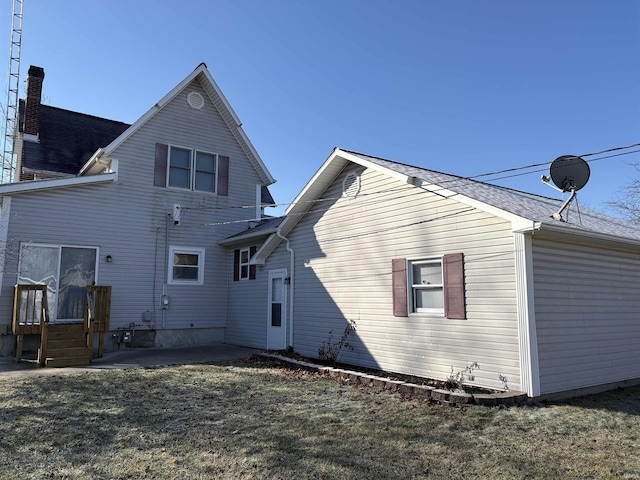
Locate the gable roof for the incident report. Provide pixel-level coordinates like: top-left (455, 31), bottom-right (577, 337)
top-left (83, 63), bottom-right (275, 186)
top-left (254, 148), bottom-right (640, 264)
top-left (346, 150), bottom-right (640, 242)
top-left (18, 100), bottom-right (130, 175)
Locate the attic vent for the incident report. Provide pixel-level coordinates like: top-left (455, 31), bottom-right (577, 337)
top-left (342, 171), bottom-right (361, 198)
top-left (187, 91), bottom-right (205, 110)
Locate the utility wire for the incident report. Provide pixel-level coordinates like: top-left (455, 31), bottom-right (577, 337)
top-left (187, 142), bottom-right (640, 217)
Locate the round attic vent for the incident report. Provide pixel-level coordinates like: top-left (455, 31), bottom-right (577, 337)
top-left (187, 91), bottom-right (205, 110)
top-left (342, 171), bottom-right (361, 198)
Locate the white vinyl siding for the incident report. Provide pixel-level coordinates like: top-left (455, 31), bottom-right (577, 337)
top-left (0, 78), bottom-right (265, 346)
top-left (532, 237), bottom-right (640, 395)
top-left (225, 246), bottom-right (292, 348)
top-left (285, 166), bottom-right (521, 392)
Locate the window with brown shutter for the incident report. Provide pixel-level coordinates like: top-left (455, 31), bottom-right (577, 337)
top-left (153, 143), bottom-right (229, 197)
top-left (393, 253), bottom-right (466, 319)
top-left (234, 246), bottom-right (257, 281)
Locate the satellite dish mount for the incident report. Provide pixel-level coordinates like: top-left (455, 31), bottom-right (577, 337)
top-left (541, 155), bottom-right (590, 222)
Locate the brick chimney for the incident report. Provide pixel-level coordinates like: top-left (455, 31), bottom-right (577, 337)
top-left (23, 65), bottom-right (45, 137)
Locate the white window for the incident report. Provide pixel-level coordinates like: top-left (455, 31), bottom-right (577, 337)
top-left (169, 246), bottom-right (205, 285)
top-left (409, 258), bottom-right (444, 313)
top-left (168, 146), bottom-right (217, 193)
top-left (239, 248), bottom-right (250, 280)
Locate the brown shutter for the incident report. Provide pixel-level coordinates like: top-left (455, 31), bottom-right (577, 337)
top-left (233, 249), bottom-right (240, 282)
top-left (444, 253), bottom-right (466, 320)
top-left (154, 143), bottom-right (168, 187)
top-left (217, 155), bottom-right (229, 196)
top-left (392, 258), bottom-right (408, 317)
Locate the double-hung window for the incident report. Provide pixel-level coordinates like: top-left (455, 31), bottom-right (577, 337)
top-left (239, 248), bottom-right (250, 280)
top-left (169, 246), bottom-right (205, 285)
top-left (410, 258), bottom-right (444, 313)
top-left (392, 253), bottom-right (466, 319)
top-left (168, 146), bottom-right (217, 193)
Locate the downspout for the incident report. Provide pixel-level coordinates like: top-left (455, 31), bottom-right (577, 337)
top-left (276, 229), bottom-right (294, 348)
top-left (163, 213), bottom-right (170, 328)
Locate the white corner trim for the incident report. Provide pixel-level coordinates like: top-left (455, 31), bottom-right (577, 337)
top-left (0, 197), bottom-right (11, 297)
top-left (514, 232), bottom-right (541, 396)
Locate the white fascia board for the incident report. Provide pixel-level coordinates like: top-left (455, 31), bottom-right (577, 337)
top-left (100, 64), bottom-right (275, 187)
top-left (252, 232), bottom-right (280, 266)
top-left (218, 227), bottom-right (280, 248)
top-left (284, 148), bottom-right (413, 217)
top-left (522, 222), bottom-right (640, 248)
top-left (236, 126), bottom-right (275, 185)
top-left (0, 173), bottom-right (117, 195)
top-left (102, 65), bottom-right (208, 156)
top-left (198, 67), bottom-right (275, 185)
top-left (411, 178), bottom-right (535, 232)
top-left (337, 149), bottom-right (414, 183)
top-left (79, 148), bottom-right (106, 176)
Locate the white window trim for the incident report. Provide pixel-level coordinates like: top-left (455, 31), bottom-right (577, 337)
top-left (408, 257), bottom-right (444, 315)
top-left (167, 145), bottom-right (218, 194)
top-left (239, 247), bottom-right (250, 280)
top-left (168, 246), bottom-right (205, 285)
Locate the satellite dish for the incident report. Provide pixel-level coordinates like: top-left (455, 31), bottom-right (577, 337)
top-left (541, 155), bottom-right (590, 222)
top-left (549, 155), bottom-right (590, 192)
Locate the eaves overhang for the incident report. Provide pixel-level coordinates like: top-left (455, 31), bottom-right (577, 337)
top-left (0, 173), bottom-right (117, 195)
top-left (218, 226), bottom-right (281, 248)
top-left (515, 221), bottom-right (640, 248)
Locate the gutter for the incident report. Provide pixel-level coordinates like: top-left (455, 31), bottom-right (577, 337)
top-left (513, 221), bottom-right (640, 248)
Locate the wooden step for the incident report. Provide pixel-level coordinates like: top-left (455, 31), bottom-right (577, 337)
top-left (46, 322), bottom-right (85, 333)
top-left (45, 356), bottom-right (92, 368)
top-left (45, 347), bottom-right (91, 358)
top-left (46, 338), bottom-right (87, 349)
top-left (40, 321), bottom-right (91, 367)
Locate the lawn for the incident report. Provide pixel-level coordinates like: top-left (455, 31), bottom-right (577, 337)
top-left (0, 356), bottom-right (638, 479)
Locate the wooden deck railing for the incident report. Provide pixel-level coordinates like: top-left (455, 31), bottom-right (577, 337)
top-left (12, 284), bottom-right (112, 364)
top-left (85, 285), bottom-right (112, 358)
top-left (12, 284), bottom-right (49, 361)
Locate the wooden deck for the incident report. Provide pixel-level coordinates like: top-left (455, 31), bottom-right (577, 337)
top-left (12, 284), bottom-right (112, 367)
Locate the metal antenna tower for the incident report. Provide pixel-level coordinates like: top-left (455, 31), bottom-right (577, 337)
top-left (2, 0), bottom-right (24, 184)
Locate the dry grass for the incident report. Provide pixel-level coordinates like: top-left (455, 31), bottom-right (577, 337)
top-left (0, 357), bottom-right (639, 479)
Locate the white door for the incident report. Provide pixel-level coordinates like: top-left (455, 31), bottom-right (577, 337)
top-left (267, 270), bottom-right (287, 350)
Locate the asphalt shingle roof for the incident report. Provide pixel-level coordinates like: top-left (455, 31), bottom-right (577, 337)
top-left (19, 100), bottom-right (130, 175)
top-left (344, 149), bottom-right (640, 243)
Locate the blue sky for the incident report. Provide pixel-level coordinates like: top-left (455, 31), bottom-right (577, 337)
top-left (2, 0), bottom-right (639, 216)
